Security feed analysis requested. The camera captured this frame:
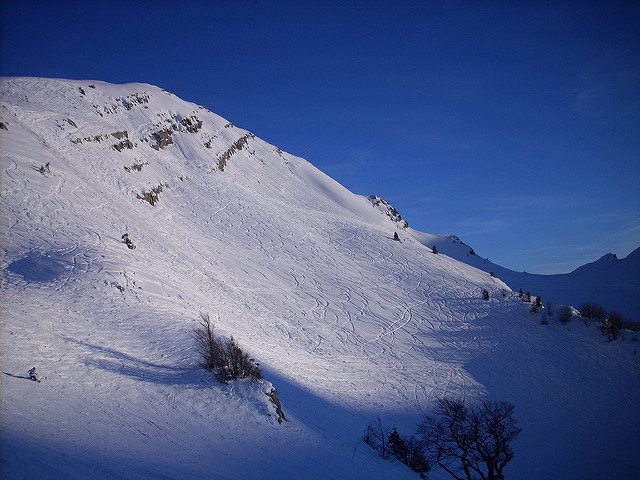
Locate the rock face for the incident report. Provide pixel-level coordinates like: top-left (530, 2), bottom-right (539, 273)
top-left (367, 195), bottom-right (408, 228)
top-left (265, 388), bottom-right (285, 424)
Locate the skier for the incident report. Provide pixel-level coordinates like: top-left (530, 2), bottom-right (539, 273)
top-left (28, 366), bottom-right (40, 382)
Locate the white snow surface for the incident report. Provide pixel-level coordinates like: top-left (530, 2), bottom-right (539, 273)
top-left (409, 230), bottom-right (640, 321)
top-left (1, 77), bottom-right (639, 479)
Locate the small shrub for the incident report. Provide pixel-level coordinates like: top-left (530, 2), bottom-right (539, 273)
top-left (364, 420), bottom-right (430, 477)
top-left (579, 302), bottom-right (607, 321)
top-left (388, 426), bottom-right (408, 462)
top-left (405, 435), bottom-right (430, 477)
top-left (601, 312), bottom-right (625, 341)
top-left (193, 313), bottom-right (261, 383)
top-left (557, 305), bottom-right (573, 324)
top-left (547, 302), bottom-right (554, 318)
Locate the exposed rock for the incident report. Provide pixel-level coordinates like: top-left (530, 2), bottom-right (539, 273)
top-left (215, 133), bottom-right (255, 172)
top-left (180, 115), bottom-right (203, 133)
top-left (111, 130), bottom-right (129, 140)
top-left (265, 388), bottom-right (285, 424)
top-left (113, 139), bottom-right (134, 151)
top-left (150, 128), bottom-right (174, 150)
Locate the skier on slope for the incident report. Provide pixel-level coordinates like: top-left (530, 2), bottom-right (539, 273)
top-left (28, 366), bottom-right (40, 382)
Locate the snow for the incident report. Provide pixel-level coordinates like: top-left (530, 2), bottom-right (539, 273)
top-left (1, 77), bottom-right (639, 479)
top-left (409, 229), bottom-right (640, 321)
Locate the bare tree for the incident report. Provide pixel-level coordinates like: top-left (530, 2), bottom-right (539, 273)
top-left (418, 397), bottom-right (521, 480)
top-left (193, 312), bottom-right (261, 382)
top-left (364, 417), bottom-right (391, 459)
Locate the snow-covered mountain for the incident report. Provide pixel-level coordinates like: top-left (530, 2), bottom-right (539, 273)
top-left (405, 227), bottom-right (639, 321)
top-left (1, 78), bottom-right (639, 480)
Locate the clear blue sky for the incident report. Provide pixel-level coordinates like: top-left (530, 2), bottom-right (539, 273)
top-left (2, 0), bottom-right (638, 273)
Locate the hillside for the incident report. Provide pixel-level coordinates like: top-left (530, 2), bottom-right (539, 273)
top-left (1, 78), bottom-right (639, 479)
top-left (407, 228), bottom-right (639, 321)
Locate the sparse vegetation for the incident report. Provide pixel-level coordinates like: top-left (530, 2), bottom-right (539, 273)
top-left (601, 311), bottom-right (624, 341)
top-left (364, 417), bottom-right (391, 459)
top-left (364, 418), bottom-right (430, 477)
top-left (418, 397), bottom-right (521, 480)
top-left (557, 305), bottom-right (573, 324)
top-left (193, 312), bottom-right (262, 383)
top-left (579, 302), bottom-right (607, 323)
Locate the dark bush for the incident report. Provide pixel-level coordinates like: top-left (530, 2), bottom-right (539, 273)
top-left (601, 311), bottom-right (625, 341)
top-left (579, 302), bottom-right (607, 321)
top-left (557, 305), bottom-right (573, 324)
top-left (364, 419), bottom-right (430, 477)
top-left (405, 435), bottom-right (430, 477)
top-left (193, 313), bottom-right (261, 383)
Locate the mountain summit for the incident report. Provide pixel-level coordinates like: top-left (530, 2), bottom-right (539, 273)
top-left (1, 78), bottom-right (638, 480)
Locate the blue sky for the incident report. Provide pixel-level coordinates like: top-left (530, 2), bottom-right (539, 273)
top-left (2, 0), bottom-right (638, 273)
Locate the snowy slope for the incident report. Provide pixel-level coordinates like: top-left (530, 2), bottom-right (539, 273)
top-left (1, 78), bottom-right (639, 480)
top-left (407, 227), bottom-right (640, 320)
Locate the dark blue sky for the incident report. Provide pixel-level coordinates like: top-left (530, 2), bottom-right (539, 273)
top-left (2, 0), bottom-right (639, 273)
